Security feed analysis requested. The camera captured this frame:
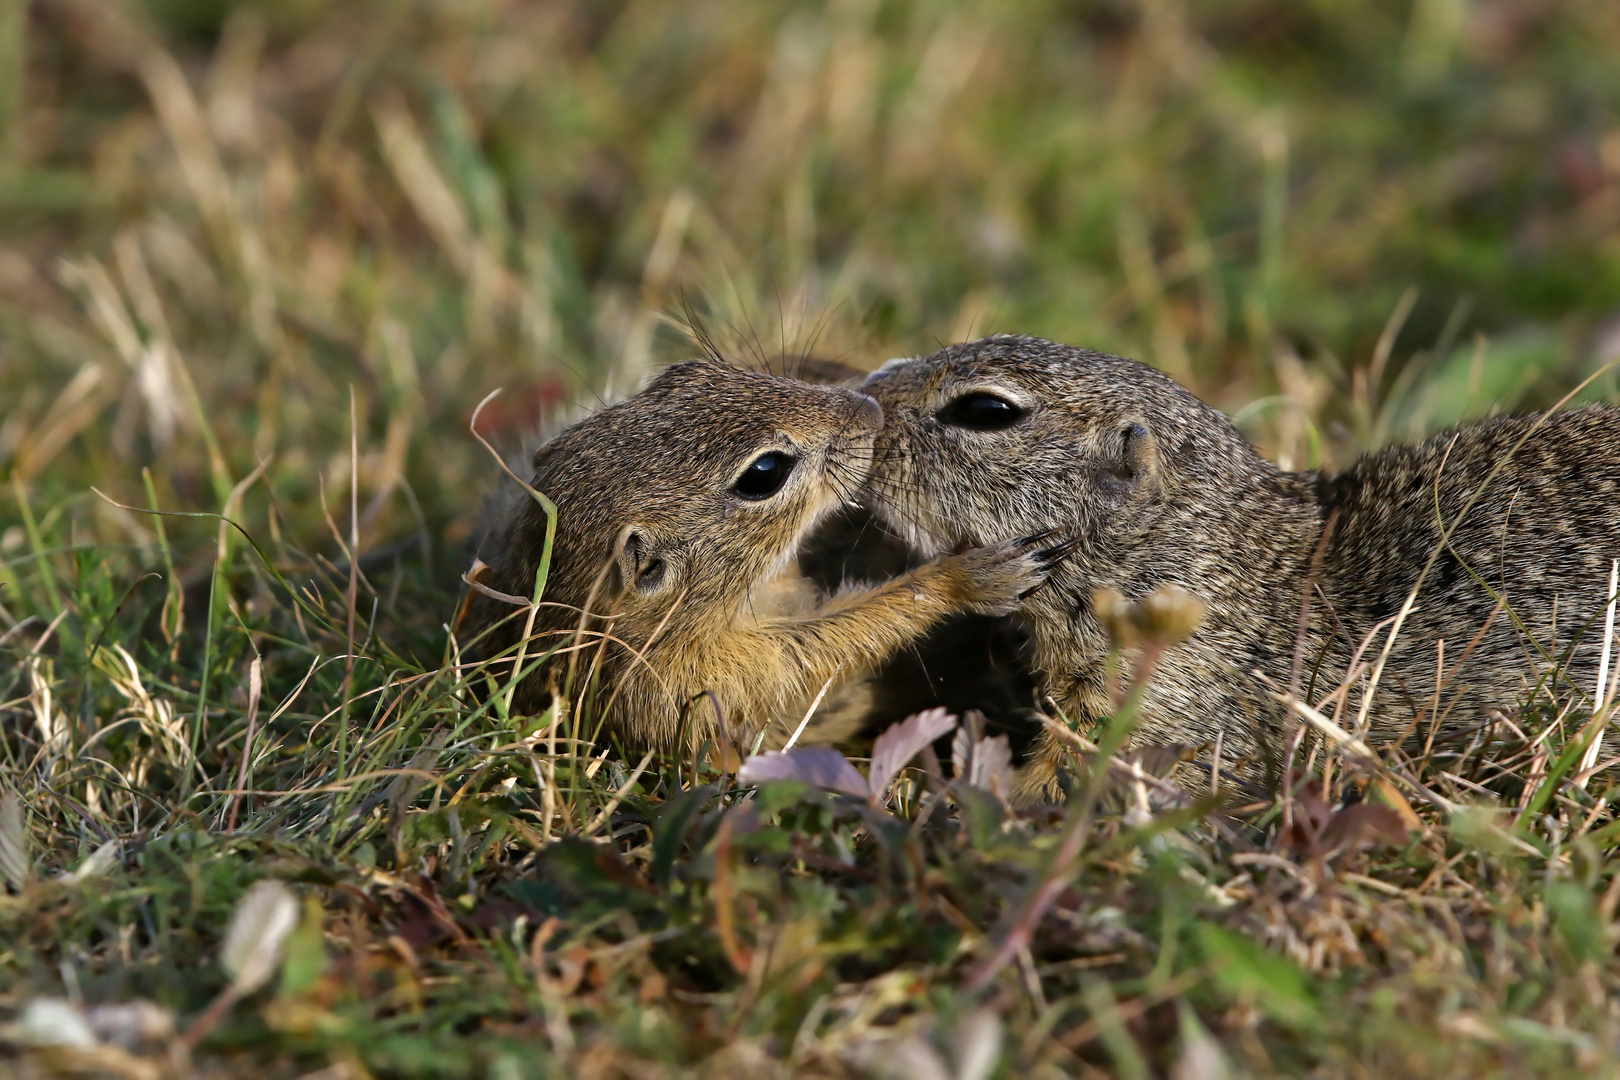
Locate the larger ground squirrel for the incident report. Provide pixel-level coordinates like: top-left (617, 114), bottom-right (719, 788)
top-left (861, 334), bottom-right (1620, 796)
top-left (462, 358), bottom-right (1066, 754)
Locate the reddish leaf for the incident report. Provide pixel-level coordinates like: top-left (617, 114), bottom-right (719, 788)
top-left (1282, 778), bottom-right (1336, 856)
top-left (1319, 802), bottom-right (1410, 854)
top-left (868, 708), bottom-right (958, 799)
top-left (950, 726), bottom-right (973, 782)
top-left (1282, 776), bottom-right (1411, 863)
top-left (737, 747), bottom-right (868, 799)
top-left (968, 734), bottom-right (1014, 798)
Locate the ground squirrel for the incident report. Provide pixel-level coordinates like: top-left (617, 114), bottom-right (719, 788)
top-left (462, 358), bottom-right (1067, 755)
top-left (861, 334), bottom-right (1620, 797)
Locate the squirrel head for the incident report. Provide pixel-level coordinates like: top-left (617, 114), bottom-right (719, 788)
top-left (494, 359), bottom-right (882, 653)
top-left (860, 335), bottom-right (1262, 556)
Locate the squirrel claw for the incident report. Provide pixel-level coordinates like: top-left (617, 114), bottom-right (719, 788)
top-left (1033, 535), bottom-right (1082, 565)
top-left (952, 532), bottom-right (1072, 615)
top-left (1020, 546), bottom-right (1072, 597)
top-left (1014, 528), bottom-right (1058, 547)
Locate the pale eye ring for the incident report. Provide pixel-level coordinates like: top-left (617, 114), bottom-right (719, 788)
top-left (734, 451), bottom-right (796, 499)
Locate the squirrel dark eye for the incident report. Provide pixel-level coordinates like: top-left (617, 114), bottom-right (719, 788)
top-left (939, 392), bottom-right (1024, 431)
top-left (734, 451), bottom-right (796, 500)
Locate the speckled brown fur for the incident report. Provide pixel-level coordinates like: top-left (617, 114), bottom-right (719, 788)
top-left (862, 334), bottom-right (1620, 799)
top-left (462, 359), bottom-right (1061, 753)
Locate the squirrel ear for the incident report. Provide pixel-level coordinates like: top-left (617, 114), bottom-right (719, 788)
top-left (1105, 420), bottom-right (1159, 493)
top-left (614, 525), bottom-right (671, 596)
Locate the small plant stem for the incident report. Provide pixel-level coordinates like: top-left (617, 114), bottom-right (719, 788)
top-left (466, 389), bottom-right (559, 718)
top-left (10, 473), bottom-right (61, 616)
top-left (174, 984), bottom-right (243, 1061)
top-left (143, 467), bottom-right (184, 643)
top-left (967, 645), bottom-right (1159, 991)
top-left (190, 550), bottom-right (221, 788)
top-left (189, 459), bottom-right (269, 798)
top-left (502, 491), bottom-right (557, 717)
top-left (713, 810), bottom-right (752, 974)
top-left (339, 388), bottom-right (359, 782)
top-left (539, 699), bottom-right (559, 845)
top-left (225, 654), bottom-right (262, 833)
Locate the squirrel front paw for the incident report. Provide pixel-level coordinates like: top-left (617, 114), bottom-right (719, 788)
top-left (948, 531), bottom-right (1077, 615)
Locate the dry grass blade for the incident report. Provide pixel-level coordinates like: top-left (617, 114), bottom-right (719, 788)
top-left (1581, 559), bottom-right (1620, 783)
top-left (0, 786), bottom-right (31, 891)
top-left (583, 748), bottom-right (655, 837)
top-left (225, 654), bottom-right (263, 833)
top-left (780, 667), bottom-right (842, 753)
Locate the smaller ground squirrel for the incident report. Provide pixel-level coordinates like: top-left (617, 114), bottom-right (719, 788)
top-left (861, 334), bottom-right (1620, 798)
top-left (462, 358), bottom-right (1067, 755)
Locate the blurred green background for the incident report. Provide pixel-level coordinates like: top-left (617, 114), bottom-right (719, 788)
top-left (3, 0), bottom-right (1619, 571)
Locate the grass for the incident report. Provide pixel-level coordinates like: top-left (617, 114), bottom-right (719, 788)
top-left (3, 0), bottom-right (1620, 1076)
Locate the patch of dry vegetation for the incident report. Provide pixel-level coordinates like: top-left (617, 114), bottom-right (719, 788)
top-left (3, 1), bottom-right (1620, 1076)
